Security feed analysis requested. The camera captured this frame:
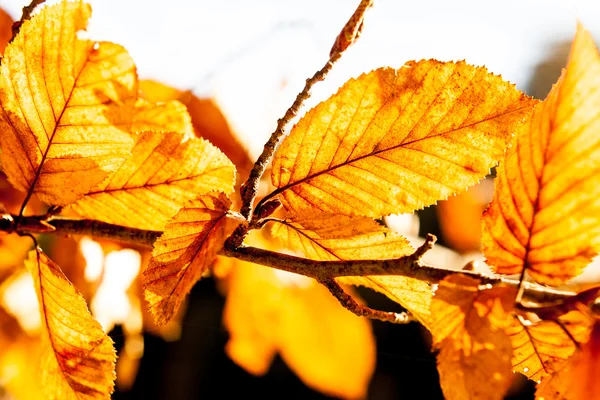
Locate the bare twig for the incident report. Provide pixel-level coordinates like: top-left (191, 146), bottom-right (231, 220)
top-left (10, 0), bottom-right (46, 42)
top-left (238, 0), bottom-right (374, 224)
top-left (320, 278), bottom-right (413, 324)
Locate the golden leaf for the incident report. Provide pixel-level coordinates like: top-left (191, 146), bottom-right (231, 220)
top-left (0, 1), bottom-right (136, 206)
top-left (131, 98), bottom-right (194, 138)
top-left (508, 311), bottom-right (592, 381)
top-left (223, 250), bottom-right (375, 400)
top-left (536, 321), bottom-right (600, 400)
top-left (70, 131), bottom-right (235, 230)
top-left (139, 80), bottom-right (253, 175)
top-left (269, 212), bottom-right (433, 327)
top-left (144, 192), bottom-right (243, 325)
top-left (25, 249), bottom-right (116, 399)
top-left (482, 25), bottom-right (600, 284)
top-left (271, 61), bottom-right (536, 218)
top-left (431, 274), bottom-right (515, 400)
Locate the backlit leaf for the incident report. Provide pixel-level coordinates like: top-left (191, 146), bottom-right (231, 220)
top-left (431, 274), bottom-right (515, 400)
top-left (0, 7), bottom-right (12, 55)
top-left (0, 1), bottom-right (136, 206)
top-left (223, 234), bottom-right (375, 400)
top-left (482, 25), bottom-right (600, 284)
top-left (70, 131), bottom-right (235, 230)
top-left (270, 213), bottom-right (433, 327)
top-left (25, 249), bottom-right (116, 399)
top-left (508, 311), bottom-right (592, 381)
top-left (271, 61), bottom-right (536, 218)
top-left (131, 98), bottom-right (194, 138)
top-left (536, 321), bottom-right (600, 400)
top-left (144, 192), bottom-right (243, 325)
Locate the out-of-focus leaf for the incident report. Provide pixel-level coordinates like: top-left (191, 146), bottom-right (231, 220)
top-left (70, 132), bottom-right (235, 230)
top-left (271, 61), bottom-right (536, 218)
top-left (25, 249), bottom-right (116, 399)
top-left (0, 1), bottom-right (136, 206)
top-left (431, 274), bottom-right (515, 400)
top-left (131, 98), bottom-right (194, 138)
top-left (0, 7), bottom-right (12, 55)
top-left (482, 24), bottom-right (600, 285)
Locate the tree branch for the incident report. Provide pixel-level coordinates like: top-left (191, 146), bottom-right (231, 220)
top-left (238, 0), bottom-right (373, 223)
top-left (3, 214), bottom-right (576, 307)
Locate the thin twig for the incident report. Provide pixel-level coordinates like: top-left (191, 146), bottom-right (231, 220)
top-left (10, 0), bottom-right (46, 42)
top-left (238, 0), bottom-right (374, 223)
top-left (320, 278), bottom-right (413, 324)
top-left (5, 214), bottom-right (577, 306)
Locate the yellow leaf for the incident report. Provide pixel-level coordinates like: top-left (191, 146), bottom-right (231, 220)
top-left (482, 24), bottom-right (600, 285)
top-left (431, 274), bottom-right (515, 400)
top-left (144, 192), bottom-right (242, 325)
top-left (536, 321), bottom-right (600, 400)
top-left (0, 1), bottom-right (136, 206)
top-left (131, 98), bottom-right (194, 138)
top-left (271, 61), bottom-right (536, 218)
top-left (223, 252), bottom-right (375, 400)
top-left (69, 131), bottom-right (235, 230)
top-left (25, 249), bottom-right (116, 399)
top-left (269, 212), bottom-right (433, 327)
top-left (508, 311), bottom-right (592, 381)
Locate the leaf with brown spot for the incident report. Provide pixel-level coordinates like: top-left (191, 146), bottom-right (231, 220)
top-left (131, 98), bottom-right (194, 138)
top-left (431, 274), bottom-right (515, 400)
top-left (25, 249), bottom-right (116, 400)
top-left (536, 321), bottom-right (600, 400)
top-left (269, 212), bottom-right (433, 327)
top-left (482, 24), bottom-right (600, 285)
top-left (0, 1), bottom-right (137, 206)
top-left (144, 192), bottom-right (243, 325)
top-left (271, 61), bottom-right (536, 218)
top-left (69, 131), bottom-right (235, 230)
top-left (508, 311), bottom-right (592, 382)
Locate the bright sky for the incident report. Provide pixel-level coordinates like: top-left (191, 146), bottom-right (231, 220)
top-left (2, 0), bottom-right (599, 154)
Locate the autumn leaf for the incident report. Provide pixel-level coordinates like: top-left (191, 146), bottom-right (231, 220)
top-left (139, 80), bottom-right (254, 175)
top-left (223, 233), bottom-right (375, 400)
top-left (144, 192), bottom-right (243, 325)
top-left (270, 61), bottom-right (536, 218)
top-left (0, 7), bottom-right (12, 55)
top-left (269, 212), bottom-right (433, 327)
top-left (536, 320), bottom-right (600, 400)
top-left (69, 131), bottom-right (235, 230)
top-left (25, 249), bottom-right (116, 399)
top-left (430, 274), bottom-right (515, 400)
top-left (482, 24), bottom-right (600, 285)
top-left (508, 311), bottom-right (592, 381)
top-left (0, 1), bottom-right (137, 206)
top-left (131, 98), bottom-right (194, 138)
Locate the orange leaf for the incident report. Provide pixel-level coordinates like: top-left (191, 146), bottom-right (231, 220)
top-left (70, 131), bottom-right (235, 230)
top-left (271, 61), bottom-right (536, 218)
top-left (431, 274), bottom-right (515, 400)
top-left (482, 24), bottom-right (600, 285)
top-left (0, 1), bottom-right (137, 206)
top-left (508, 311), bottom-right (592, 381)
top-left (0, 7), bottom-right (12, 55)
top-left (536, 321), bottom-right (600, 400)
top-left (269, 212), bottom-right (433, 327)
top-left (25, 249), bottom-right (116, 399)
top-left (144, 192), bottom-right (243, 325)
top-left (223, 250), bottom-right (375, 400)
top-left (131, 98), bottom-right (194, 138)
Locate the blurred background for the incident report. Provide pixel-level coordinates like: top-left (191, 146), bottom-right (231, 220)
top-left (0, 0), bottom-right (600, 399)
